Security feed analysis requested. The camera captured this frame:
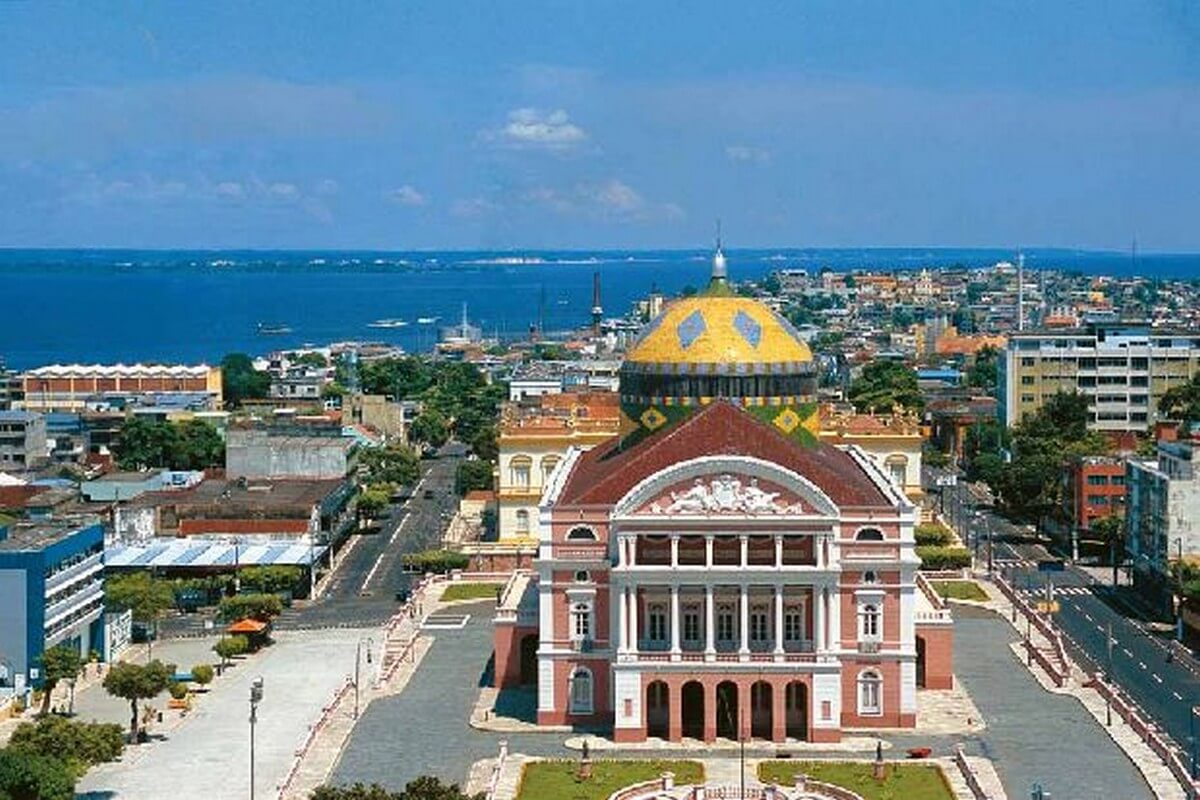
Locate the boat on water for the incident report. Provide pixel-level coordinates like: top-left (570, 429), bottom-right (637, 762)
top-left (367, 318), bottom-right (408, 329)
top-left (256, 322), bottom-right (293, 335)
top-left (416, 316), bottom-right (440, 324)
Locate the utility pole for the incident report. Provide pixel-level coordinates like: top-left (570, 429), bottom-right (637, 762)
top-left (1105, 622), bottom-right (1114, 727)
top-left (249, 677), bottom-right (264, 800)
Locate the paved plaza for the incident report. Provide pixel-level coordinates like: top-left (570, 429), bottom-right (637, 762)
top-left (330, 600), bottom-right (1157, 799)
top-left (77, 627), bottom-right (377, 800)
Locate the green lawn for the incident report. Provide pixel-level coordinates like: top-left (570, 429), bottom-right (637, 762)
top-left (440, 582), bottom-right (502, 602)
top-left (930, 580), bottom-right (989, 602)
top-left (517, 760), bottom-right (704, 800)
top-left (758, 760), bottom-right (954, 800)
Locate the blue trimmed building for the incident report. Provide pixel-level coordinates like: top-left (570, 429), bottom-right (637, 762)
top-left (0, 518), bottom-right (105, 691)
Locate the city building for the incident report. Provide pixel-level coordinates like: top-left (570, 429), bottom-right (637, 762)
top-left (225, 420), bottom-right (355, 480)
top-left (343, 393), bottom-right (409, 442)
top-left (0, 411), bottom-right (48, 471)
top-left (0, 518), bottom-right (105, 691)
top-left (18, 363), bottom-right (223, 412)
top-left (496, 392), bottom-right (622, 542)
top-left (1127, 441), bottom-right (1200, 616)
top-left (1062, 456), bottom-right (1126, 541)
top-left (81, 469), bottom-right (204, 503)
top-left (493, 248), bottom-right (952, 744)
top-left (508, 360), bottom-right (622, 402)
top-left (818, 406), bottom-right (923, 501)
top-left (999, 323), bottom-right (1200, 432)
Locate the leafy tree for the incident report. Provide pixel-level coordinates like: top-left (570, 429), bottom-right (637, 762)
top-left (35, 645), bottom-right (82, 716)
top-left (359, 446), bottom-right (420, 486)
top-left (291, 352), bottom-right (329, 368)
top-left (217, 593), bottom-right (283, 622)
top-left (113, 417), bottom-right (224, 471)
top-left (359, 357), bottom-right (434, 399)
top-left (0, 749), bottom-right (76, 800)
top-left (964, 345), bottom-right (999, 394)
top-left (409, 410), bottom-right (449, 449)
top-left (102, 660), bottom-right (175, 742)
top-left (190, 664), bottom-right (214, 686)
top-left (9, 716), bottom-right (125, 772)
top-left (455, 460), bottom-right (495, 497)
top-left (104, 572), bottom-right (175, 656)
top-left (238, 566), bottom-right (303, 595)
top-left (1160, 373), bottom-right (1200, 428)
top-left (167, 681), bottom-right (189, 700)
top-left (848, 361), bottom-right (924, 413)
top-left (467, 425), bottom-right (499, 462)
top-left (213, 635), bottom-right (249, 669)
top-left (220, 353), bottom-right (270, 407)
top-left (310, 776), bottom-right (483, 800)
top-left (175, 419), bottom-right (225, 470)
top-left (1091, 514), bottom-right (1125, 574)
top-left (356, 489), bottom-right (389, 523)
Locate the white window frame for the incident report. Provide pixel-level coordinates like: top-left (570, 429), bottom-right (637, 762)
top-left (783, 603), bottom-right (806, 643)
top-left (716, 603), bottom-right (736, 643)
top-left (569, 667), bottom-right (593, 714)
top-left (515, 509), bottom-right (530, 535)
top-left (858, 670), bottom-right (882, 716)
top-left (859, 602), bottom-right (881, 641)
top-left (682, 605), bottom-right (702, 644)
top-left (749, 605), bottom-right (770, 644)
top-left (647, 603), bottom-right (668, 643)
top-left (570, 602), bottom-right (592, 641)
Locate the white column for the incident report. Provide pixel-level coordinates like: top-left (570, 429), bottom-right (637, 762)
top-left (739, 535), bottom-right (749, 568)
top-left (617, 534), bottom-right (627, 568)
top-left (629, 585), bottom-right (640, 653)
top-left (670, 535), bottom-right (679, 568)
top-left (774, 535), bottom-right (783, 568)
top-left (617, 585), bottom-right (628, 654)
top-left (773, 584), bottom-right (785, 655)
top-left (670, 585), bottom-right (681, 656)
top-left (705, 535), bottom-right (714, 568)
top-left (628, 535), bottom-right (636, 567)
top-left (739, 583), bottom-right (750, 655)
top-left (815, 585), bottom-right (826, 653)
top-left (705, 585), bottom-right (716, 657)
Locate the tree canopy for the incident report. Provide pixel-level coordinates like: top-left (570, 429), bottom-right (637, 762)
top-left (1160, 373), bottom-right (1200, 428)
top-left (848, 361), bottom-right (924, 413)
top-left (310, 776), bottom-right (484, 800)
top-left (359, 446), bottom-right (420, 487)
top-left (221, 353), bottom-right (271, 407)
top-left (8, 716), bottom-right (125, 775)
top-left (113, 417), bottom-right (224, 471)
top-left (104, 572), bottom-right (176, 626)
top-left (35, 645), bottom-right (83, 716)
top-left (0, 749), bottom-right (76, 800)
top-left (964, 346), bottom-right (999, 394)
top-left (455, 460), bottom-right (495, 497)
top-left (102, 660), bottom-right (176, 741)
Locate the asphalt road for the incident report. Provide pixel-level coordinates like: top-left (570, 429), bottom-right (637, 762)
top-left (276, 442), bottom-right (466, 630)
top-left (927, 465), bottom-right (1200, 769)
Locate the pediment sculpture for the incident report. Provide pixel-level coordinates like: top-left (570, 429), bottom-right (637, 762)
top-left (646, 474), bottom-right (805, 516)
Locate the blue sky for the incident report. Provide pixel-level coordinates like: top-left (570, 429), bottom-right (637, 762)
top-left (1, 2), bottom-right (1197, 250)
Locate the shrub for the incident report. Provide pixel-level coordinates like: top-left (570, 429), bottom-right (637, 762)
top-left (191, 664), bottom-right (214, 685)
top-left (213, 635), bottom-right (249, 667)
top-left (401, 549), bottom-right (469, 574)
top-left (915, 523), bottom-right (952, 547)
top-left (916, 545), bottom-right (972, 571)
top-left (167, 681), bottom-right (189, 700)
top-left (237, 566), bottom-right (302, 595)
top-left (8, 715), bottom-right (125, 770)
top-left (218, 592), bottom-right (283, 622)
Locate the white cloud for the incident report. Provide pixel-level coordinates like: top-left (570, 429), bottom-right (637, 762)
top-left (451, 196), bottom-right (499, 218)
top-left (519, 179), bottom-right (685, 223)
top-left (386, 185), bottom-right (427, 207)
top-left (315, 178), bottom-right (339, 195)
top-left (266, 182), bottom-right (300, 201)
top-left (591, 179), bottom-right (644, 213)
top-left (725, 144), bottom-right (771, 164)
top-left (215, 181), bottom-right (244, 199)
top-left (486, 108), bottom-right (588, 151)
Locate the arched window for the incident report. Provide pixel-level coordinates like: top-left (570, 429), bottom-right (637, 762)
top-left (566, 526), bottom-right (597, 541)
top-left (570, 602), bottom-right (592, 640)
top-left (574, 570), bottom-right (590, 584)
top-left (515, 509), bottom-right (530, 535)
top-left (858, 670), bottom-right (882, 716)
top-left (540, 455), bottom-right (561, 483)
top-left (861, 570), bottom-right (878, 585)
top-left (885, 455), bottom-right (907, 490)
top-left (855, 528), bottom-right (884, 542)
top-left (509, 456), bottom-right (532, 489)
top-left (859, 603), bottom-right (881, 639)
top-left (569, 667), bottom-right (593, 714)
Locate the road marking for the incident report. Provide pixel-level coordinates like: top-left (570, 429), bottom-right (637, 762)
top-left (1174, 691), bottom-right (1184, 700)
top-left (1152, 673), bottom-right (1163, 684)
top-left (1082, 612), bottom-right (1092, 622)
top-left (1139, 661), bottom-right (1147, 670)
top-left (361, 474), bottom-right (429, 592)
top-left (1123, 648), bottom-right (1133, 658)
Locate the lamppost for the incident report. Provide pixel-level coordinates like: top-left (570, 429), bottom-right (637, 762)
top-left (354, 637), bottom-right (374, 719)
top-left (1174, 537), bottom-right (1184, 642)
top-left (249, 676), bottom-right (264, 800)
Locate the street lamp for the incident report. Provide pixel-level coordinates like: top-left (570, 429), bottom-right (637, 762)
top-left (249, 676), bottom-right (264, 800)
top-left (354, 637), bottom-right (374, 719)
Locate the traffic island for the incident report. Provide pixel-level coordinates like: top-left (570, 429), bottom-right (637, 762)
top-left (758, 759), bottom-right (956, 800)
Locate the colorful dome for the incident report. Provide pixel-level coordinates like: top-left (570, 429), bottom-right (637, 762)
top-left (624, 294), bottom-right (813, 371)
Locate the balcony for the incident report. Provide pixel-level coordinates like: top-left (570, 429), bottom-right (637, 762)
top-left (840, 543), bottom-right (900, 561)
top-left (45, 552), bottom-right (103, 595)
top-left (44, 579), bottom-right (103, 630)
top-left (548, 542), bottom-right (609, 561)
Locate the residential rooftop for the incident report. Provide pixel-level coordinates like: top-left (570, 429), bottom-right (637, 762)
top-left (0, 517), bottom-right (100, 552)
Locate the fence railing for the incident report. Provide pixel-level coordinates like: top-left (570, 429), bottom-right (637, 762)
top-left (483, 740), bottom-right (509, 800)
top-left (954, 744), bottom-right (994, 800)
top-left (276, 676), bottom-right (353, 799)
top-left (994, 575), bottom-right (1069, 686)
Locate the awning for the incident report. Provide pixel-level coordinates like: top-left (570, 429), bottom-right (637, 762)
top-left (227, 618), bottom-right (268, 634)
top-left (106, 539), bottom-right (328, 569)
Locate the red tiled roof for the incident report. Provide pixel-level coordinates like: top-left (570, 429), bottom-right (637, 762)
top-left (180, 519), bottom-right (310, 535)
top-left (556, 401), bottom-right (891, 508)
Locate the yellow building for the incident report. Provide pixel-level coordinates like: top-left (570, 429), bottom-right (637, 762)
top-left (496, 392), bottom-right (623, 542)
top-left (818, 405), bottom-right (924, 500)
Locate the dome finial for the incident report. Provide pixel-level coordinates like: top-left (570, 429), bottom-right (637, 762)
top-left (711, 218), bottom-right (728, 284)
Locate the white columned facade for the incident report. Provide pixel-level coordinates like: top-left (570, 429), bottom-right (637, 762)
top-left (629, 585), bottom-right (639, 652)
top-left (739, 583), bottom-right (750, 655)
top-left (774, 534), bottom-right (783, 567)
top-left (704, 584), bottom-right (716, 657)
top-left (739, 535), bottom-right (748, 567)
top-left (618, 585), bottom-right (629, 654)
top-left (670, 585), bottom-right (681, 657)
top-left (773, 584), bottom-right (784, 655)
top-left (705, 535), bottom-right (714, 567)
top-left (670, 535), bottom-right (679, 568)
top-left (815, 584), bottom-right (827, 652)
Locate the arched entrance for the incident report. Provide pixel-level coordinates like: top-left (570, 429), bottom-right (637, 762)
top-left (716, 681), bottom-right (739, 740)
top-left (916, 635), bottom-right (927, 688)
top-left (519, 634), bottom-right (538, 686)
top-left (785, 681), bottom-right (807, 740)
top-left (646, 681), bottom-right (669, 739)
top-left (681, 681), bottom-right (705, 739)
top-left (750, 681), bottom-right (772, 739)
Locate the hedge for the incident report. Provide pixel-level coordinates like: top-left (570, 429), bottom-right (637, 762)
top-left (916, 545), bottom-right (972, 571)
top-left (401, 549), bottom-right (469, 574)
top-left (915, 523), bottom-right (953, 547)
